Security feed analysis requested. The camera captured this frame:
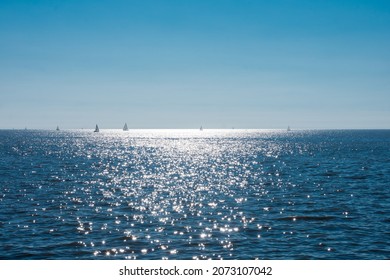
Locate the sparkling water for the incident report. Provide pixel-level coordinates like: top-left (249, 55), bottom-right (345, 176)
top-left (1, 129), bottom-right (389, 259)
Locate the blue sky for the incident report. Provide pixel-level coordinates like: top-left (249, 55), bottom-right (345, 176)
top-left (0, 0), bottom-right (389, 129)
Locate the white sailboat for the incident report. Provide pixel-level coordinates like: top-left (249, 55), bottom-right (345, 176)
top-left (94, 124), bottom-right (99, 132)
top-left (287, 126), bottom-right (291, 132)
top-left (56, 126), bottom-right (60, 131)
top-left (123, 123), bottom-right (129, 131)
top-left (200, 125), bottom-right (203, 131)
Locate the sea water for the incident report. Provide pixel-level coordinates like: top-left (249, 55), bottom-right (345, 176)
top-left (0, 129), bottom-right (389, 259)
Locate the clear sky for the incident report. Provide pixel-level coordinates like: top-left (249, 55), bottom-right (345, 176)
top-left (0, 0), bottom-right (389, 129)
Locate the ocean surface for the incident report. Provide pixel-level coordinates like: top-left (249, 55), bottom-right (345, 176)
top-left (1, 129), bottom-right (389, 260)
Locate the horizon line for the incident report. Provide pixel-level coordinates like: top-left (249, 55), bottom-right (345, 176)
top-left (1, 127), bottom-right (390, 131)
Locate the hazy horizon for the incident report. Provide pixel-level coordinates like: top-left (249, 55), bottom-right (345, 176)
top-left (1, 0), bottom-right (389, 129)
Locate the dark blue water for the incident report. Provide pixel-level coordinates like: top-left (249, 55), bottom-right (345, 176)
top-left (1, 129), bottom-right (389, 259)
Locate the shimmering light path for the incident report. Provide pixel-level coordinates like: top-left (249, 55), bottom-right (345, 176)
top-left (1, 129), bottom-right (389, 259)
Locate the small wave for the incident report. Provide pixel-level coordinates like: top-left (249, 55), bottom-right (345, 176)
top-left (319, 171), bottom-right (340, 177)
top-left (345, 174), bottom-right (369, 180)
top-left (277, 215), bottom-right (336, 221)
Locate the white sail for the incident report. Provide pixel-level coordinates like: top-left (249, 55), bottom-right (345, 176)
top-left (94, 124), bottom-right (99, 132)
top-left (123, 123), bottom-right (129, 131)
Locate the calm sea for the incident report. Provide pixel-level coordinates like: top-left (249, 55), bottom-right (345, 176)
top-left (0, 129), bottom-right (389, 259)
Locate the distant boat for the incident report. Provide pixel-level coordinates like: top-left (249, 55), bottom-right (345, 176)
top-left (94, 124), bottom-right (99, 132)
top-left (200, 126), bottom-right (203, 131)
top-left (123, 123), bottom-right (129, 131)
top-left (56, 126), bottom-right (60, 131)
top-left (287, 126), bottom-right (291, 132)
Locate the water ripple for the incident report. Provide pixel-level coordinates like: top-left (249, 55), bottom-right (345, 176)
top-left (0, 129), bottom-right (390, 259)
